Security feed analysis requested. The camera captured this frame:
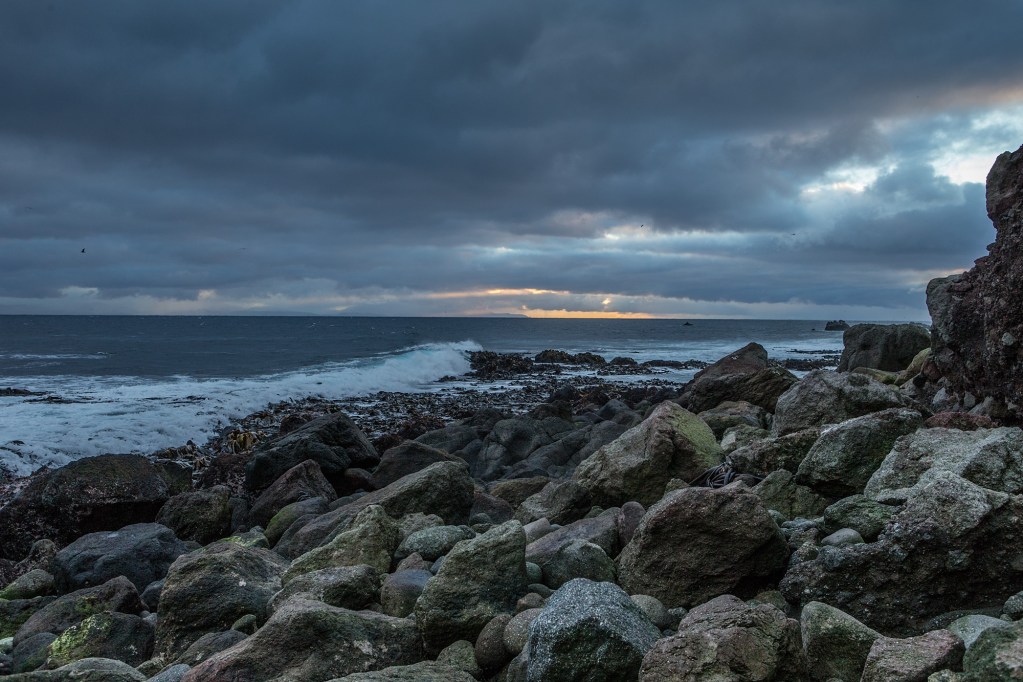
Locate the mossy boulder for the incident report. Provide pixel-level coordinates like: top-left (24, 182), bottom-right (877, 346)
top-left (13, 576), bottom-right (143, 647)
top-left (44, 611), bottom-right (153, 668)
top-left (0, 597), bottom-right (56, 639)
top-left (574, 401), bottom-right (723, 507)
top-left (283, 505), bottom-right (398, 583)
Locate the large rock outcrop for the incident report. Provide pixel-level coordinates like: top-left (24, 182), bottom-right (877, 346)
top-left (678, 342), bottom-right (798, 413)
top-left (927, 144), bottom-right (1023, 422)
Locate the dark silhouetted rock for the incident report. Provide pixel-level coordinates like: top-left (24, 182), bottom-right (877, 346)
top-left (371, 441), bottom-right (464, 489)
top-left (679, 342), bottom-right (798, 413)
top-left (156, 486), bottom-right (234, 545)
top-left (52, 523), bottom-right (189, 593)
top-left (244, 412), bottom-right (378, 493)
top-left (247, 459), bottom-right (338, 528)
top-left (0, 455), bottom-right (189, 561)
top-left (838, 323), bottom-right (931, 373)
top-left (927, 145), bottom-right (1023, 423)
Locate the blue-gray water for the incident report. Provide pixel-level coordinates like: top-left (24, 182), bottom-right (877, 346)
top-left (0, 315), bottom-right (852, 475)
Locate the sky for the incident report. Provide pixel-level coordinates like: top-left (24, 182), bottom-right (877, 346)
top-left (1, 1), bottom-right (1022, 320)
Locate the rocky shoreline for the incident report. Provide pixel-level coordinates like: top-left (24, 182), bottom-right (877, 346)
top-left (0, 146), bottom-right (1021, 681)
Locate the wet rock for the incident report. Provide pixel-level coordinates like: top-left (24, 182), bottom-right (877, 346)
top-left (247, 459), bottom-right (338, 528)
top-left (526, 578), bottom-right (660, 682)
top-left (156, 486), bottom-right (234, 545)
top-left (574, 401), bottom-right (723, 507)
top-left (155, 541), bottom-right (287, 659)
top-left (244, 412), bottom-right (378, 493)
top-left (679, 342), bottom-right (798, 413)
top-left (772, 370), bottom-right (914, 436)
top-left (618, 485), bottom-right (788, 608)
top-left (14, 576), bottom-right (143, 647)
top-left (0, 455), bottom-right (189, 561)
top-left (180, 597), bottom-right (426, 681)
top-left (52, 523), bottom-right (189, 592)
top-left (795, 408), bottom-right (924, 497)
top-left (639, 594), bottom-right (807, 681)
top-left (838, 323), bottom-right (931, 373)
top-left (269, 564), bottom-right (380, 614)
top-left (415, 520), bottom-right (529, 652)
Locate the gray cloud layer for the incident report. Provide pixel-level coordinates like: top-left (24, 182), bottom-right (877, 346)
top-left (1, 0), bottom-right (1021, 317)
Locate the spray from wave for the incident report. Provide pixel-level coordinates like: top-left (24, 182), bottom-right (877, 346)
top-left (0, 340), bottom-right (481, 477)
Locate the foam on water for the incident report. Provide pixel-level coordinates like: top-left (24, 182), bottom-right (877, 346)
top-left (0, 340), bottom-right (479, 476)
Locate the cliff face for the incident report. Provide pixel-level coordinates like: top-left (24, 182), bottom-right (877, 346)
top-left (927, 144), bottom-right (1023, 420)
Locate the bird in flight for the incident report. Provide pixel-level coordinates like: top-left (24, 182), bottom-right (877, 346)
top-left (81, 248), bottom-right (85, 253)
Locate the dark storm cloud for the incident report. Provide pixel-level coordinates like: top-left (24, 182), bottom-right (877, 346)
top-left (0, 0), bottom-right (1021, 315)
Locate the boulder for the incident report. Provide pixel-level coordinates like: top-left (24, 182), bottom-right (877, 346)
top-left (155, 541), bottom-right (287, 659)
top-left (728, 428), bottom-right (821, 477)
top-left (772, 370), bottom-right (914, 436)
top-left (820, 494), bottom-right (896, 541)
top-left (489, 477), bottom-right (550, 510)
top-left (275, 461), bottom-right (474, 558)
top-left (244, 412), bottom-right (378, 493)
top-left (283, 505), bottom-right (398, 582)
top-left (782, 471), bottom-right (1023, 635)
top-left (414, 520), bottom-right (529, 651)
top-left (753, 470), bottom-right (831, 520)
top-left (380, 569), bottom-right (431, 618)
top-left (515, 480), bottom-right (592, 526)
top-left (574, 401), bottom-right (723, 507)
top-left (0, 455), bottom-right (189, 561)
top-left (180, 597), bottom-right (425, 681)
top-left (394, 524), bottom-right (474, 562)
top-left (697, 400), bottom-right (768, 438)
top-left (503, 607), bottom-right (541, 655)
top-left (170, 629), bottom-right (247, 667)
top-left (538, 539), bottom-right (616, 589)
top-left (618, 485), bottom-right (788, 608)
top-left (332, 661), bottom-right (477, 681)
top-left (10, 632), bottom-right (56, 674)
top-left (371, 441), bottom-right (464, 489)
top-left (961, 618), bottom-right (1023, 679)
top-left (43, 611), bottom-right (154, 668)
top-left (13, 576), bottom-right (143, 647)
top-left (1, 597), bottom-right (55, 640)
top-left (475, 613), bottom-right (514, 673)
top-left (51, 523), bottom-right (189, 592)
top-left (926, 145), bottom-right (1023, 422)
top-left (156, 486), bottom-right (234, 545)
top-left (264, 496), bottom-right (330, 548)
top-left (865, 426), bottom-right (1023, 503)
top-left (838, 323), bottom-right (932, 373)
top-left (527, 578), bottom-right (660, 682)
top-left (800, 601), bottom-right (881, 682)
top-left (639, 595), bottom-right (807, 681)
top-left (0, 570), bottom-right (55, 601)
top-left (269, 564), bottom-right (380, 614)
top-left (247, 459), bottom-right (338, 528)
top-left (860, 630), bottom-right (964, 682)
top-left (795, 408), bottom-right (924, 497)
top-left (525, 510), bottom-right (620, 566)
top-left (469, 417), bottom-right (568, 481)
top-left (679, 342), bottom-right (798, 413)
top-left (7, 657), bottom-right (147, 681)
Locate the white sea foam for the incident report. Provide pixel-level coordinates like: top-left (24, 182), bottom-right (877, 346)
top-left (0, 340), bottom-right (480, 477)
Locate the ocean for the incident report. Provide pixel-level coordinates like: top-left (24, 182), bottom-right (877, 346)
top-left (0, 316), bottom-right (856, 476)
